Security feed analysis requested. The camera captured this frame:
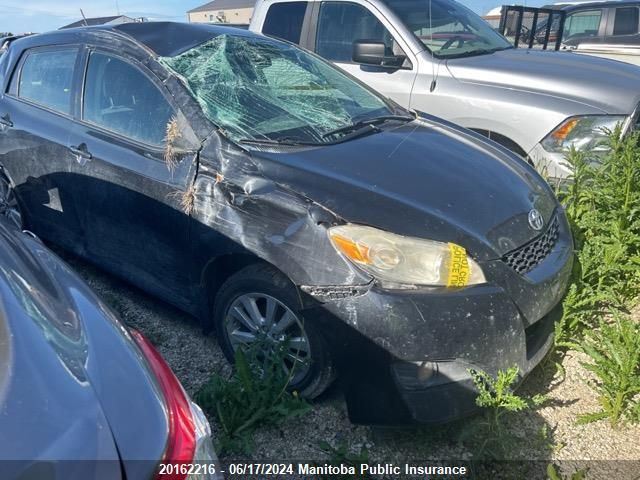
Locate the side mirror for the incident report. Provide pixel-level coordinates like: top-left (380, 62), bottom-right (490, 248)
top-left (352, 40), bottom-right (405, 68)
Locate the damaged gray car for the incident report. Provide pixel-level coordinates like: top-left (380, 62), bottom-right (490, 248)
top-left (0, 22), bottom-right (573, 424)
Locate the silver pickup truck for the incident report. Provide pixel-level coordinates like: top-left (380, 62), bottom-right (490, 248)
top-left (250, 0), bottom-right (640, 180)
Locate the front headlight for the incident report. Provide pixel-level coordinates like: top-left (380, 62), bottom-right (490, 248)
top-left (541, 115), bottom-right (626, 153)
top-left (328, 224), bottom-right (486, 288)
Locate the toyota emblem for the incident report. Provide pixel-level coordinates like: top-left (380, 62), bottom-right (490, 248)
top-left (528, 209), bottom-right (544, 231)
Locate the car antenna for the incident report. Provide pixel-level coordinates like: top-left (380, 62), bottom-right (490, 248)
top-left (428, 0), bottom-right (438, 92)
top-left (80, 8), bottom-right (89, 27)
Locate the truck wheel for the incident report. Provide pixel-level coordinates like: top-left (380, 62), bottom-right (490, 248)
top-left (213, 263), bottom-right (335, 399)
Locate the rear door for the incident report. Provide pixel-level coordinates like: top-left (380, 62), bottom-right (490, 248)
top-left (605, 4), bottom-right (640, 41)
top-left (261, 1), bottom-right (312, 45)
top-left (0, 46), bottom-right (85, 248)
top-left (68, 48), bottom-right (199, 307)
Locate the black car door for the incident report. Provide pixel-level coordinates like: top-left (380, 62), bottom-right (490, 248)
top-left (0, 46), bottom-right (86, 249)
top-left (68, 47), bottom-right (200, 309)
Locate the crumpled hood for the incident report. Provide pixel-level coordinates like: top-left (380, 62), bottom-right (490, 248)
top-left (446, 48), bottom-right (640, 114)
top-left (253, 117), bottom-right (558, 260)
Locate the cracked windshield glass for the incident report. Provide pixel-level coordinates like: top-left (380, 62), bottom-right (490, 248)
top-left (384, 0), bottom-right (512, 58)
top-left (160, 35), bottom-right (397, 145)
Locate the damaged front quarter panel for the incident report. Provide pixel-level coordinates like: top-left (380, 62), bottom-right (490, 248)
top-left (191, 134), bottom-right (373, 291)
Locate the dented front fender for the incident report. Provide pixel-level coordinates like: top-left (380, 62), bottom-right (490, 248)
top-left (190, 135), bottom-right (372, 289)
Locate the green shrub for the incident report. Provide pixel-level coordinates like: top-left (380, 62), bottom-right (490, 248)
top-left (553, 128), bottom-right (640, 426)
top-left (195, 343), bottom-right (310, 454)
top-left (463, 367), bottom-right (546, 459)
top-left (576, 314), bottom-right (640, 426)
top-left (556, 128), bottom-right (640, 345)
top-left (316, 440), bottom-right (371, 480)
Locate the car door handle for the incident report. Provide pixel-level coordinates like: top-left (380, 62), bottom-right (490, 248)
top-left (0, 114), bottom-right (12, 128)
top-left (68, 144), bottom-right (92, 161)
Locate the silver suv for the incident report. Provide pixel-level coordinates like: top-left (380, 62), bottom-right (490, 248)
top-left (250, 0), bottom-right (640, 181)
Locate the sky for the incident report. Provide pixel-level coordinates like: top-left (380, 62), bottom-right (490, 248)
top-left (0, 0), bottom-right (547, 34)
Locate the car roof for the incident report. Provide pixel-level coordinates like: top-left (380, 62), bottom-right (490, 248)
top-left (108, 21), bottom-right (261, 56)
top-left (19, 21), bottom-right (262, 58)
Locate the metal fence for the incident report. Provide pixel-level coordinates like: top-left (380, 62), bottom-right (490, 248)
top-left (498, 6), bottom-right (566, 51)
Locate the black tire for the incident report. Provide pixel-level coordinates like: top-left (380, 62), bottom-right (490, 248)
top-left (213, 263), bottom-right (335, 399)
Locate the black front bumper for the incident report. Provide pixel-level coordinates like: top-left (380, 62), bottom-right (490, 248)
top-left (307, 213), bottom-right (573, 425)
top-left (392, 304), bottom-right (559, 424)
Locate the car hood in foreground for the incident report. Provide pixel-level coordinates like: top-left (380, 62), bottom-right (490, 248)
top-left (446, 48), bottom-right (640, 114)
top-left (252, 117), bottom-right (558, 260)
top-left (0, 297), bottom-right (122, 478)
top-left (0, 221), bottom-right (167, 479)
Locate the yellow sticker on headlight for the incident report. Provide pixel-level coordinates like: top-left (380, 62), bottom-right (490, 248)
top-left (447, 243), bottom-right (470, 287)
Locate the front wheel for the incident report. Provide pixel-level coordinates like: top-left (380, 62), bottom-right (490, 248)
top-left (213, 264), bottom-right (335, 399)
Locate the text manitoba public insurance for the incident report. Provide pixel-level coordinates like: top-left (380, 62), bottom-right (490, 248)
top-left (299, 463), bottom-right (468, 476)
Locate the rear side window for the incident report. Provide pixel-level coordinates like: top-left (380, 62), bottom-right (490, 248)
top-left (316, 2), bottom-right (397, 62)
top-left (18, 48), bottom-right (78, 115)
top-left (263, 2), bottom-right (308, 43)
top-left (613, 7), bottom-right (640, 35)
top-left (83, 51), bottom-right (173, 146)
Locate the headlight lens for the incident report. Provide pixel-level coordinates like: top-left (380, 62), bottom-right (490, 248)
top-left (328, 224), bottom-right (486, 287)
top-left (541, 115), bottom-right (626, 153)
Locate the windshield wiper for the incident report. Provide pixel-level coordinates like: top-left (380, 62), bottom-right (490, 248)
top-left (444, 46), bottom-right (513, 59)
top-left (238, 114), bottom-right (415, 148)
top-left (322, 114), bottom-right (415, 139)
top-left (238, 137), bottom-right (317, 147)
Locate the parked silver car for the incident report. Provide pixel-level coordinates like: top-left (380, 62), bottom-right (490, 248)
top-left (251, 0), bottom-right (640, 181)
top-left (0, 199), bottom-right (221, 479)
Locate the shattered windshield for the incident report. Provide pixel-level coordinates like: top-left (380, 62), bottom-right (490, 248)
top-left (160, 35), bottom-right (395, 145)
top-left (383, 0), bottom-right (512, 58)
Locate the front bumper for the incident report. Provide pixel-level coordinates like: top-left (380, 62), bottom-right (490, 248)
top-left (309, 211), bottom-right (573, 424)
top-left (390, 304), bottom-right (559, 423)
top-left (528, 143), bottom-right (574, 182)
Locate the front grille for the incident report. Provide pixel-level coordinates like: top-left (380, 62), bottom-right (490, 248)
top-left (503, 215), bottom-right (560, 275)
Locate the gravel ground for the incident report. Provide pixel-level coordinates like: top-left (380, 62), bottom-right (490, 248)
top-left (58, 251), bottom-right (640, 480)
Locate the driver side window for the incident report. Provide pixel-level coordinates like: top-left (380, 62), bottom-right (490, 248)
top-left (83, 51), bottom-right (174, 146)
top-left (316, 2), bottom-right (405, 62)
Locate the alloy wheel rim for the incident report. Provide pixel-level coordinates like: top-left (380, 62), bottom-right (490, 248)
top-left (0, 176), bottom-right (22, 229)
top-left (224, 292), bottom-right (311, 384)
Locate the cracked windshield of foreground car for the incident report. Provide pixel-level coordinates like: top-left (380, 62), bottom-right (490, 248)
top-left (159, 35), bottom-right (393, 145)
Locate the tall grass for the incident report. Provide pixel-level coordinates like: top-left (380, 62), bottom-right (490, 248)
top-left (554, 127), bottom-right (640, 425)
